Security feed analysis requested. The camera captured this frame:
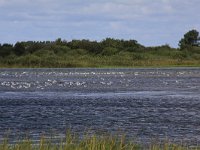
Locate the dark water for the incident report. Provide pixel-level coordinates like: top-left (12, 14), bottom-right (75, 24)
top-left (0, 68), bottom-right (200, 143)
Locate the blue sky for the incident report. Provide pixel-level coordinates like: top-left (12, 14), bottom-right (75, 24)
top-left (0, 0), bottom-right (199, 47)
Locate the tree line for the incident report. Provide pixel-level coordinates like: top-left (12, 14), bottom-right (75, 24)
top-left (0, 29), bottom-right (199, 58)
top-left (0, 38), bottom-right (146, 57)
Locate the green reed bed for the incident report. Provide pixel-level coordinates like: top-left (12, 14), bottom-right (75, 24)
top-left (0, 132), bottom-right (199, 150)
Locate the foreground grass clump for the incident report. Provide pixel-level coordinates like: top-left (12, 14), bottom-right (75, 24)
top-left (0, 132), bottom-right (198, 150)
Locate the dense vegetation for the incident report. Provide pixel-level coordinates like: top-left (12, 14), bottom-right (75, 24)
top-left (0, 29), bottom-right (200, 68)
top-left (0, 132), bottom-right (198, 150)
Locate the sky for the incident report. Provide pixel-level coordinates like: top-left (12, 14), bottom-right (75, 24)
top-left (0, 0), bottom-right (199, 47)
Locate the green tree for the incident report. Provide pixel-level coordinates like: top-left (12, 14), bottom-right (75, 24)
top-left (14, 42), bottom-right (25, 56)
top-left (101, 47), bottom-right (118, 56)
top-left (68, 40), bottom-right (102, 53)
top-left (55, 38), bottom-right (62, 45)
top-left (101, 38), bottom-right (122, 49)
top-left (0, 43), bottom-right (13, 57)
top-left (179, 29), bottom-right (199, 49)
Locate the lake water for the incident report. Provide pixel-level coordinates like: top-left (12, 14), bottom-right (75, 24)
top-left (0, 68), bottom-right (200, 144)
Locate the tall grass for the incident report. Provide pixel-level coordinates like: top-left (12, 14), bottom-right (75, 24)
top-left (0, 132), bottom-right (199, 150)
top-left (0, 48), bottom-right (200, 68)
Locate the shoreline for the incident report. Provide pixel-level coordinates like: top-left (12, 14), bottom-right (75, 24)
top-left (0, 64), bottom-right (200, 69)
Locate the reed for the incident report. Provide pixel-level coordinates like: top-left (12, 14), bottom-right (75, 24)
top-left (0, 132), bottom-right (199, 150)
top-left (0, 46), bottom-right (200, 68)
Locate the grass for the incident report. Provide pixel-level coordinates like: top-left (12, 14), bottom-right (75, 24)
top-left (0, 47), bottom-right (200, 68)
top-left (0, 132), bottom-right (199, 150)
top-left (0, 55), bottom-right (200, 68)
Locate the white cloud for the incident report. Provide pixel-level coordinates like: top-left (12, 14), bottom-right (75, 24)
top-left (71, 0), bottom-right (180, 22)
top-left (0, 0), bottom-right (199, 47)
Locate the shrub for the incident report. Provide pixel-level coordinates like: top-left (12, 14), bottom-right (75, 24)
top-left (101, 47), bottom-right (118, 56)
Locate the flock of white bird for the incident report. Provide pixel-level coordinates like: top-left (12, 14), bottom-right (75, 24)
top-left (0, 71), bottom-right (191, 90)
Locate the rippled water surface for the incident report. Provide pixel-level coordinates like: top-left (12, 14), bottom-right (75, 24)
top-left (0, 68), bottom-right (200, 143)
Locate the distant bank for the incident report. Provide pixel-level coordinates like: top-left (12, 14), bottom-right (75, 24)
top-left (0, 29), bottom-right (199, 68)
